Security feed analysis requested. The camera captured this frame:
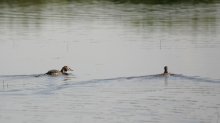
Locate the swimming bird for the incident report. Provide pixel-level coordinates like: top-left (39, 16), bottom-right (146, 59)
top-left (46, 66), bottom-right (73, 76)
top-left (162, 66), bottom-right (174, 76)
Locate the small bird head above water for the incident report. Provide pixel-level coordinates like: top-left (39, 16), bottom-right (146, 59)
top-left (162, 66), bottom-right (175, 76)
top-left (61, 66), bottom-right (73, 73)
top-left (164, 66), bottom-right (168, 74)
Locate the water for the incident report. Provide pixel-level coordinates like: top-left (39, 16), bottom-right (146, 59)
top-left (1, 0), bottom-right (220, 123)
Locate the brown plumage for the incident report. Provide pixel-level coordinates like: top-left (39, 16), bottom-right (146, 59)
top-left (46, 66), bottom-right (73, 76)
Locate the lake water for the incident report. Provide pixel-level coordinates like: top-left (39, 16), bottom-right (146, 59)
top-left (0, 0), bottom-right (220, 123)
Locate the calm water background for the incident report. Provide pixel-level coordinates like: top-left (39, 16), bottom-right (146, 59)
top-left (0, 0), bottom-right (220, 123)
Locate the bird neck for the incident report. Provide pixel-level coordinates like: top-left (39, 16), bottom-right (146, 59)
top-left (164, 69), bottom-right (168, 74)
top-left (61, 68), bottom-right (66, 73)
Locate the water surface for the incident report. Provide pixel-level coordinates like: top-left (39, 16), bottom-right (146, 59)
top-left (0, 0), bottom-right (220, 123)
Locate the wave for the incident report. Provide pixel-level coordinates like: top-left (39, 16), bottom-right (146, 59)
top-left (86, 74), bottom-right (220, 83)
top-left (1, 73), bottom-right (220, 84)
top-left (1, 73), bottom-right (220, 95)
top-left (34, 74), bottom-right (220, 95)
top-left (0, 74), bottom-right (220, 83)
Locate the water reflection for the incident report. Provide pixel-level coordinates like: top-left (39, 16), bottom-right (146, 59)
top-left (0, 0), bottom-right (217, 4)
top-left (0, 0), bottom-right (219, 51)
top-left (0, 0), bottom-right (219, 28)
top-left (0, 0), bottom-right (219, 77)
top-left (1, 1), bottom-right (220, 123)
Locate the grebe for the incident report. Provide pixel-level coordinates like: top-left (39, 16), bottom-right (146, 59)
top-left (162, 66), bottom-right (174, 76)
top-left (46, 66), bottom-right (73, 76)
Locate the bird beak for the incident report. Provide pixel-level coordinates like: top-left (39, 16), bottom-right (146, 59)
top-left (69, 68), bottom-right (73, 71)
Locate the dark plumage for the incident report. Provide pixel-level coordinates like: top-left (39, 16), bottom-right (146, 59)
top-left (162, 66), bottom-right (174, 76)
top-left (46, 66), bottom-right (73, 76)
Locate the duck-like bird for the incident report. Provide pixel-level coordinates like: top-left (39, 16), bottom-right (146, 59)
top-left (46, 66), bottom-right (73, 76)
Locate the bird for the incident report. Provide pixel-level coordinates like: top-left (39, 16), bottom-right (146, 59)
top-left (46, 66), bottom-right (73, 76)
top-left (162, 66), bottom-right (174, 76)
